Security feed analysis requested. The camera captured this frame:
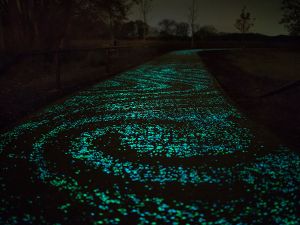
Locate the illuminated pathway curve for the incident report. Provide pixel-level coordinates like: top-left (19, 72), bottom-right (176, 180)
top-left (0, 50), bottom-right (299, 224)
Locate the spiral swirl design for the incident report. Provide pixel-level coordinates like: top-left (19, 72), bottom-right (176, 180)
top-left (1, 50), bottom-right (299, 224)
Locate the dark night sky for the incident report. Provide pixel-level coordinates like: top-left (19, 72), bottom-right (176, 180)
top-left (129, 0), bottom-right (287, 35)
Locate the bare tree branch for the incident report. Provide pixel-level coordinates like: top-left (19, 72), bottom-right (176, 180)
top-left (235, 6), bottom-right (255, 33)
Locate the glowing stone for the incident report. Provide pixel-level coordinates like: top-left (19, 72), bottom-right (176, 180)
top-left (0, 50), bottom-right (299, 224)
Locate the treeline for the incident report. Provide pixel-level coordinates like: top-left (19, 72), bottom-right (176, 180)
top-left (157, 20), bottom-right (217, 40)
top-left (0, 0), bottom-right (299, 53)
top-left (0, 0), bottom-right (133, 53)
top-left (87, 19), bottom-right (216, 40)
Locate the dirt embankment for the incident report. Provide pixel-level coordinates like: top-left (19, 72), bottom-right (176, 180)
top-left (199, 48), bottom-right (300, 150)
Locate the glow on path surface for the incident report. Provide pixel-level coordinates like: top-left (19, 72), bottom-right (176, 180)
top-left (0, 50), bottom-right (299, 224)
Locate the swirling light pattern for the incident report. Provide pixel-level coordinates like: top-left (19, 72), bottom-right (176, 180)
top-left (0, 50), bottom-right (299, 224)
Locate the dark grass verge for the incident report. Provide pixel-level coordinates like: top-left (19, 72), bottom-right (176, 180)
top-left (198, 49), bottom-right (300, 151)
top-left (0, 48), bottom-right (170, 133)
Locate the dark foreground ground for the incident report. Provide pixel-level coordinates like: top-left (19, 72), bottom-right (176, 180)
top-left (199, 48), bottom-right (300, 150)
top-left (0, 50), bottom-right (299, 224)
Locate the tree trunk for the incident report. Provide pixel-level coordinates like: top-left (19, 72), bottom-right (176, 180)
top-left (143, 11), bottom-right (147, 40)
top-left (190, 0), bottom-right (196, 49)
top-left (55, 49), bottom-right (62, 90)
top-left (191, 23), bottom-right (194, 48)
top-left (6, 0), bottom-right (22, 52)
top-left (0, 18), bottom-right (4, 52)
top-left (54, 0), bottom-right (73, 90)
top-left (109, 13), bottom-right (115, 46)
top-left (33, 21), bottom-right (40, 49)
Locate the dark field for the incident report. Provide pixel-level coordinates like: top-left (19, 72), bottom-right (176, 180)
top-left (0, 46), bottom-right (169, 131)
top-left (200, 48), bottom-right (300, 150)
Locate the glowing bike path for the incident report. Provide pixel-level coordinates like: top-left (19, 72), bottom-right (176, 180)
top-left (0, 50), bottom-right (299, 224)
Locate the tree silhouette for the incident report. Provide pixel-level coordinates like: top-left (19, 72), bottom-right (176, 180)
top-left (195, 25), bottom-right (218, 40)
top-left (158, 19), bottom-right (176, 38)
top-left (120, 21), bottom-right (137, 38)
top-left (0, 0), bottom-right (74, 52)
top-left (0, 0), bottom-right (8, 50)
top-left (0, 0), bottom-right (134, 52)
top-left (82, 0), bottom-right (133, 44)
top-left (280, 0), bottom-right (300, 36)
top-left (235, 6), bottom-right (255, 33)
top-left (120, 20), bottom-right (148, 39)
top-left (188, 0), bottom-right (199, 47)
top-left (134, 0), bottom-right (152, 40)
top-left (175, 22), bottom-right (190, 39)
